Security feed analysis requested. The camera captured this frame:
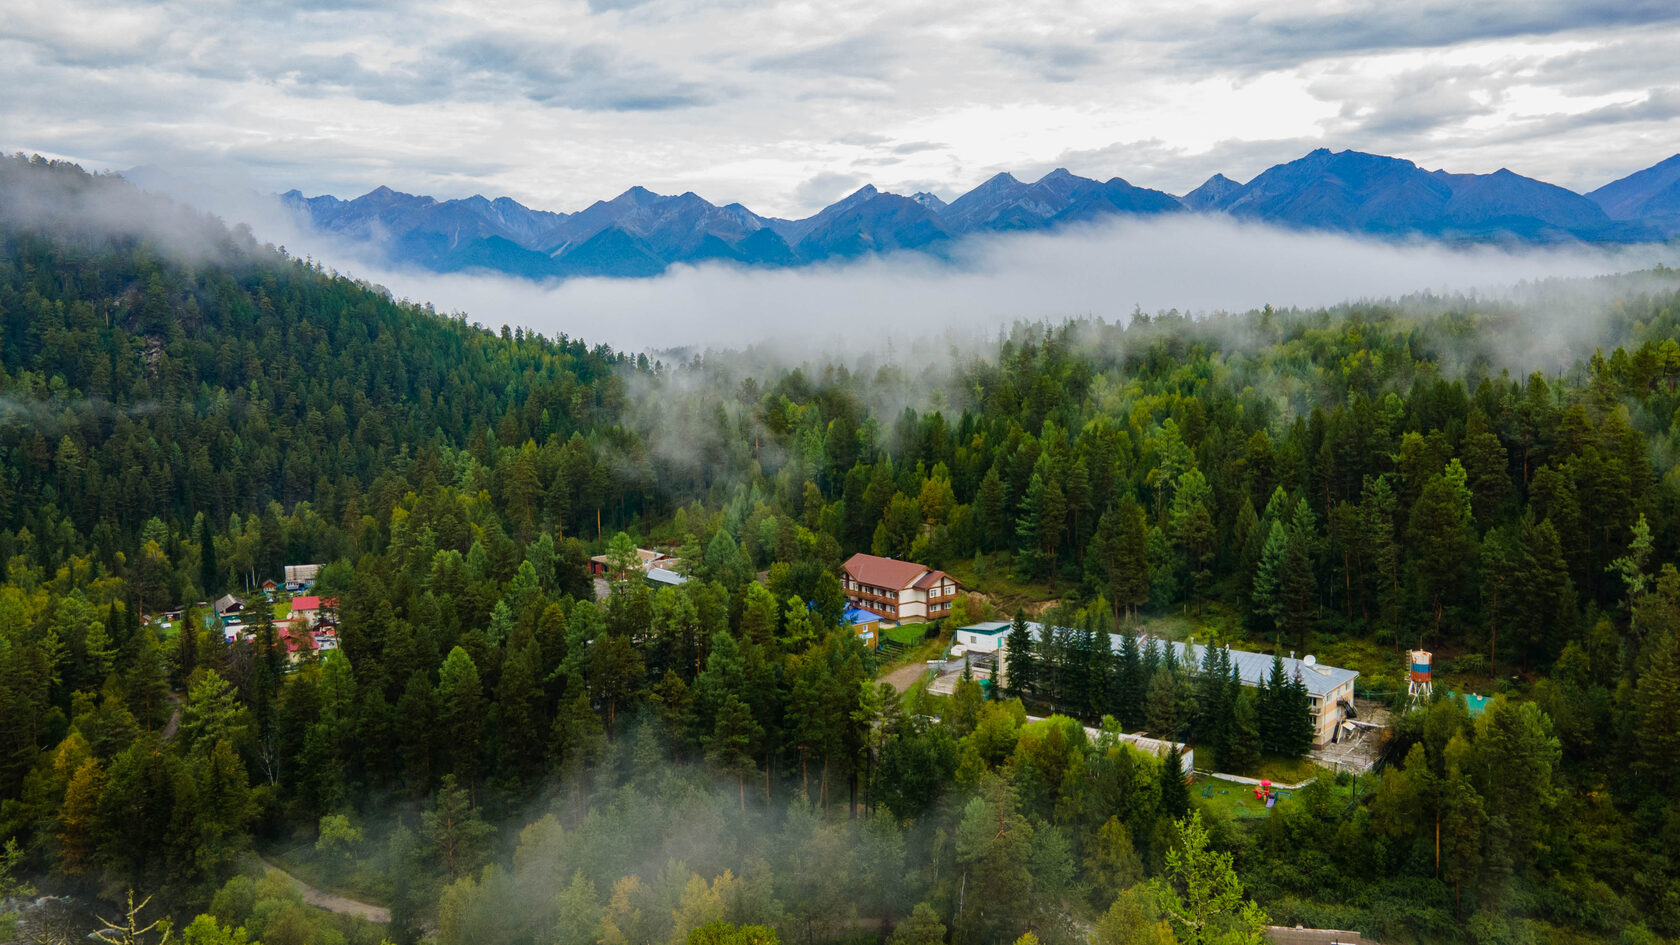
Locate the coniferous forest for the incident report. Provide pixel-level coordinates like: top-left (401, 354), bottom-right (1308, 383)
top-left (6, 154), bottom-right (1680, 945)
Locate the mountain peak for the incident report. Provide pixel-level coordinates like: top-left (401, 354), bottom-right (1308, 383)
top-left (839, 184), bottom-right (880, 203)
top-left (911, 192), bottom-right (948, 213)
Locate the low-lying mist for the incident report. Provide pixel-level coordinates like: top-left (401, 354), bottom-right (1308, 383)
top-left (100, 166), bottom-right (1680, 361)
top-left (292, 221), bottom-right (1675, 360)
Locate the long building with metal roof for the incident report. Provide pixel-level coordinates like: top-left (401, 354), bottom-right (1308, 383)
top-left (953, 620), bottom-right (1359, 747)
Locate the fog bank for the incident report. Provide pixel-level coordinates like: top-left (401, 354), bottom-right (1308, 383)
top-left (113, 167), bottom-right (1677, 359)
top-left (319, 219), bottom-right (1672, 357)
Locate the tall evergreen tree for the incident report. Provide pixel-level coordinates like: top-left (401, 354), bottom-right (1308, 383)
top-left (197, 514), bottom-right (219, 596)
top-left (1005, 613), bottom-right (1036, 702)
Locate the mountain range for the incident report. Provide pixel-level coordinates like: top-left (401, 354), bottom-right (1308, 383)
top-left (270, 149), bottom-right (1680, 280)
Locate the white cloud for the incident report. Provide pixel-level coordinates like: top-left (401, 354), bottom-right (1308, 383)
top-left (2, 0), bottom-right (1679, 214)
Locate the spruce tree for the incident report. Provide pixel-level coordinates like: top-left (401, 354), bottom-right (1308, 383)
top-left (1226, 687), bottom-right (1262, 774)
top-left (1282, 670), bottom-right (1315, 758)
top-left (1259, 655), bottom-right (1287, 753)
top-left (1159, 746), bottom-right (1189, 819)
top-left (1113, 631), bottom-right (1144, 728)
top-left (1006, 613), bottom-right (1036, 702)
top-left (197, 514), bottom-right (219, 596)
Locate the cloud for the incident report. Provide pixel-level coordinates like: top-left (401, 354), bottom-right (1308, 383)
top-left (1311, 64), bottom-right (1502, 138)
top-left (988, 40), bottom-right (1102, 83)
top-left (439, 34), bottom-right (713, 111)
top-left (586, 0), bottom-right (656, 12)
top-left (1173, 0), bottom-right (1680, 71)
top-left (834, 132), bottom-right (891, 146)
top-left (751, 35), bottom-right (898, 80)
top-left (6, 0), bottom-right (1680, 216)
top-left (892, 141), bottom-right (945, 155)
top-left (792, 171), bottom-right (865, 210)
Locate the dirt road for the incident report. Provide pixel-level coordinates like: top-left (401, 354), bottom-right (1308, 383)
top-left (256, 857), bottom-right (391, 924)
top-left (878, 662), bottom-right (930, 693)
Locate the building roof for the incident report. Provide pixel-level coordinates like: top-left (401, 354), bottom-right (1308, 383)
top-left (964, 621), bottom-right (1359, 698)
top-left (841, 605), bottom-right (880, 626)
top-left (214, 594), bottom-right (242, 614)
top-left (912, 569), bottom-right (952, 590)
top-left (1264, 927), bottom-right (1380, 945)
top-left (592, 548), bottom-right (674, 569)
top-left (290, 596), bottom-right (321, 611)
top-left (843, 553), bottom-right (933, 590)
top-left (958, 621), bottom-right (1012, 636)
top-left (645, 567), bottom-right (687, 586)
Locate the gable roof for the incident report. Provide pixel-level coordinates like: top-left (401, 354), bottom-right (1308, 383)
top-left (913, 569), bottom-right (953, 590)
top-left (290, 595), bottom-right (321, 611)
top-left (843, 553), bottom-right (932, 589)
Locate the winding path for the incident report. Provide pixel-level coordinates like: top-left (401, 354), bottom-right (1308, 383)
top-left (255, 857), bottom-right (391, 924)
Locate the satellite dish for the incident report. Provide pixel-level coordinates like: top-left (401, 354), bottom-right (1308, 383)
top-left (1303, 654), bottom-right (1317, 667)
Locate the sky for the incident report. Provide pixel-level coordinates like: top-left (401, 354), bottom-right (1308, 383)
top-left (5, 0), bottom-right (1680, 218)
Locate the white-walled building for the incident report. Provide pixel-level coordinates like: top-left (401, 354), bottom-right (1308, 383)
top-left (841, 553), bottom-right (961, 626)
top-left (960, 620), bottom-right (1358, 747)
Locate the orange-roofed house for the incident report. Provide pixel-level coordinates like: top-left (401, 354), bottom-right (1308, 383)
top-left (841, 553), bottom-right (961, 627)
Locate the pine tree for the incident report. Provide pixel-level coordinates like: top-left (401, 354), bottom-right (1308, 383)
top-left (1169, 468), bottom-right (1215, 604)
top-left (1113, 495), bottom-right (1151, 623)
top-left (1148, 667), bottom-right (1179, 741)
top-left (1259, 655), bottom-right (1287, 753)
top-left (1278, 498), bottom-right (1319, 650)
top-left (1226, 687), bottom-right (1262, 774)
top-left (705, 693), bottom-right (764, 811)
top-left (1252, 520), bottom-right (1288, 638)
top-left (1158, 747), bottom-right (1189, 819)
top-left (1015, 473), bottom-right (1049, 582)
top-left (976, 466), bottom-right (1008, 554)
top-left (198, 514), bottom-right (219, 596)
top-left (1112, 631), bottom-right (1144, 728)
top-left (1006, 613), bottom-right (1036, 702)
top-left (1635, 629), bottom-right (1680, 781)
top-left (1410, 460), bottom-right (1478, 641)
top-left (1361, 475), bottom-right (1401, 648)
top-left (435, 646), bottom-right (485, 789)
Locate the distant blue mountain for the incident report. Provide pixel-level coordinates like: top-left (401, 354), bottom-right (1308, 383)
top-left (275, 149), bottom-right (1679, 280)
top-left (1588, 154), bottom-right (1680, 236)
top-left (1200, 149), bottom-right (1654, 242)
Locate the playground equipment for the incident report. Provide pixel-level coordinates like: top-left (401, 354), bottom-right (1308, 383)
top-left (1252, 780), bottom-right (1278, 808)
top-left (1405, 649), bottom-right (1433, 711)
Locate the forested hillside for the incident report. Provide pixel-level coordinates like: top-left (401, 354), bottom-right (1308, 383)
top-left (4, 154), bottom-right (1680, 945)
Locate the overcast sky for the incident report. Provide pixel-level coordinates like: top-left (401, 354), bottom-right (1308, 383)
top-left (5, 0), bottom-right (1680, 217)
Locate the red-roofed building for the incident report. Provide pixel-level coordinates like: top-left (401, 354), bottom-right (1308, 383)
top-left (290, 596), bottom-right (321, 626)
top-left (841, 553), bottom-right (961, 627)
top-left (277, 623), bottom-right (319, 663)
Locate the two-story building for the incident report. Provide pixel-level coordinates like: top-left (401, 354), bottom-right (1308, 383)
top-left (841, 553), bottom-right (961, 627)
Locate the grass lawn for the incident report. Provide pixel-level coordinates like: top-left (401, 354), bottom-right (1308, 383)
top-left (1249, 754), bottom-right (1327, 784)
top-left (884, 623), bottom-right (929, 647)
top-left (274, 601), bottom-right (292, 620)
top-left (877, 625), bottom-right (949, 673)
top-left (1193, 776), bottom-right (1279, 820)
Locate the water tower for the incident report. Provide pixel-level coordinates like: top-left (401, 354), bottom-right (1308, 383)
top-left (1407, 649), bottom-right (1433, 707)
